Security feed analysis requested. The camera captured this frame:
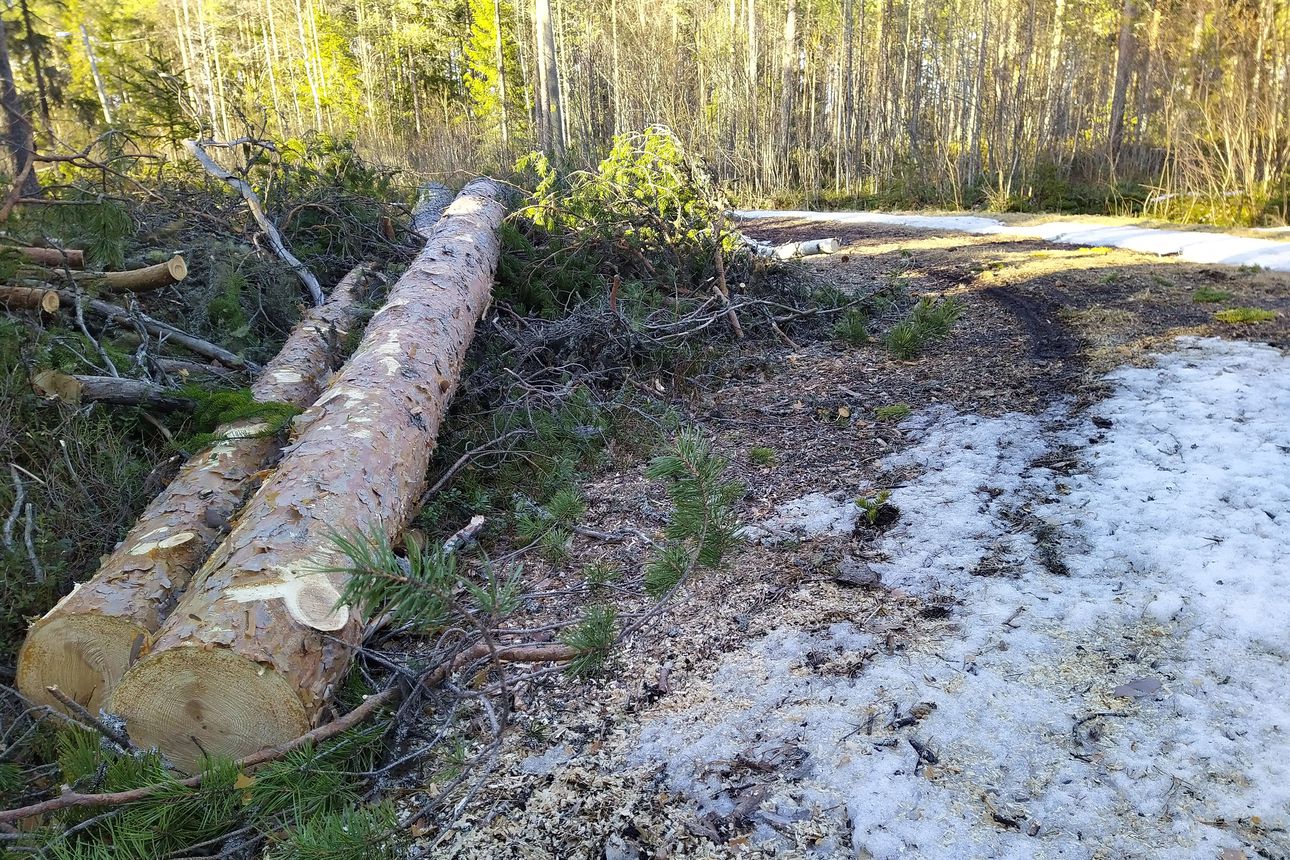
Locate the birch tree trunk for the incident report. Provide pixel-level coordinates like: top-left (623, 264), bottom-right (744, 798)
top-left (16, 266), bottom-right (374, 715)
top-left (109, 180), bottom-right (508, 772)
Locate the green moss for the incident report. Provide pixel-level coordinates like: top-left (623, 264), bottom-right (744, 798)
top-left (1214, 307), bottom-right (1277, 324)
top-left (748, 446), bottom-right (776, 466)
top-left (875, 403), bottom-right (912, 422)
top-left (178, 386), bottom-right (303, 448)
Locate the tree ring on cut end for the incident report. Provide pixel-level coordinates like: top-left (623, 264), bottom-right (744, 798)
top-left (16, 614), bottom-right (146, 714)
top-left (110, 646), bottom-right (308, 772)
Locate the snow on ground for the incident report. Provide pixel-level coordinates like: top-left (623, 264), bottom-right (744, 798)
top-left (734, 210), bottom-right (1290, 272)
top-left (634, 337), bottom-right (1290, 859)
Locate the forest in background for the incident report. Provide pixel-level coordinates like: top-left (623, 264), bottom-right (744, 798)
top-left (3, 0), bottom-right (1288, 224)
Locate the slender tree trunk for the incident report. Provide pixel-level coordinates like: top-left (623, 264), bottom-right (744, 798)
top-left (778, 0), bottom-right (798, 178)
top-left (80, 25), bottom-right (114, 125)
top-left (1108, 0), bottom-right (1138, 167)
top-left (494, 0), bottom-right (511, 148)
top-left (0, 18), bottom-right (39, 196)
top-left (18, 0), bottom-right (49, 138)
top-left (535, 0), bottom-right (564, 157)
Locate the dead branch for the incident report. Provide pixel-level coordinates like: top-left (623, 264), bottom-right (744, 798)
top-left (21, 503), bottom-right (41, 582)
top-left (44, 687), bottom-right (132, 751)
top-left (3, 466), bottom-right (23, 552)
top-left (43, 288), bottom-right (254, 371)
top-left (183, 139), bottom-right (323, 306)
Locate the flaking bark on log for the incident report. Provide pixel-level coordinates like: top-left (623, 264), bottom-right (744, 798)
top-left (16, 265), bottom-right (375, 715)
top-left (109, 180), bottom-right (508, 771)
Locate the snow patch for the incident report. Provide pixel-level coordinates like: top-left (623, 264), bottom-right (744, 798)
top-left (734, 209), bottom-right (1290, 271)
top-left (739, 492), bottom-right (858, 544)
top-left (635, 337), bottom-right (1290, 859)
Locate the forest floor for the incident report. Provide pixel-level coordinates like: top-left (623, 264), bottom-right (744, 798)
top-left (419, 220), bottom-right (1289, 860)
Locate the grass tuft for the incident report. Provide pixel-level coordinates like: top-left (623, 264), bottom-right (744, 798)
top-left (1191, 287), bottom-right (1234, 304)
top-left (748, 446), bottom-right (776, 467)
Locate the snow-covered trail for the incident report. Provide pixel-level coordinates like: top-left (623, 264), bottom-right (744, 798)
top-left (635, 337), bottom-right (1290, 859)
top-left (734, 209), bottom-right (1290, 271)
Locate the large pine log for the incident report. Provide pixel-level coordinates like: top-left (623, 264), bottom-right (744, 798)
top-left (16, 266), bottom-right (374, 714)
top-left (109, 180), bottom-right (507, 770)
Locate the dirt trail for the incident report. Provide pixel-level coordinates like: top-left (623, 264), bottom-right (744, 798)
top-left (428, 219), bottom-right (1290, 860)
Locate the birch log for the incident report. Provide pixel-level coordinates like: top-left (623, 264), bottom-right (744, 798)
top-left (16, 265), bottom-right (374, 714)
top-left (109, 180), bottom-right (507, 771)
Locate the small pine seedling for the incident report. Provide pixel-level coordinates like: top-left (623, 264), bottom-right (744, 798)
top-left (583, 560), bottom-right (620, 589)
top-left (539, 527), bottom-right (572, 563)
top-left (1214, 307), bottom-right (1276, 324)
top-left (1192, 287), bottom-right (1233, 303)
top-left (883, 320), bottom-right (925, 360)
top-left (833, 309), bottom-right (869, 346)
top-left (748, 446), bottom-right (777, 467)
top-left (910, 296), bottom-right (963, 338)
top-left (856, 489), bottom-right (893, 525)
top-left (559, 604), bottom-right (617, 677)
top-left (875, 403), bottom-right (912, 422)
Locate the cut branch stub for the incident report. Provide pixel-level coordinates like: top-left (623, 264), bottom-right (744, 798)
top-left (109, 180), bottom-right (508, 771)
top-left (16, 266), bottom-right (375, 716)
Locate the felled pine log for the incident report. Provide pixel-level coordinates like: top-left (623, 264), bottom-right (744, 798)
top-left (19, 254), bottom-right (188, 293)
top-left (0, 285), bottom-right (60, 313)
top-left (16, 265), bottom-right (376, 715)
top-left (30, 370), bottom-right (195, 411)
top-left (17, 247), bottom-right (85, 269)
top-left (109, 179), bottom-right (508, 771)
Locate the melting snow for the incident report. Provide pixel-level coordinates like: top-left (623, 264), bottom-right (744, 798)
top-left (635, 337), bottom-right (1290, 858)
top-left (734, 210), bottom-right (1290, 272)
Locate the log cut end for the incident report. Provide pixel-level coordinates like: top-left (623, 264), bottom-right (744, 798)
top-left (165, 254), bottom-right (189, 283)
top-left (16, 614), bottom-right (146, 713)
top-left (109, 646), bottom-right (309, 772)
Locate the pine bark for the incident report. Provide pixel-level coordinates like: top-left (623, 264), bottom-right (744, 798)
top-left (108, 180), bottom-right (508, 771)
top-left (16, 265), bottom-right (374, 715)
